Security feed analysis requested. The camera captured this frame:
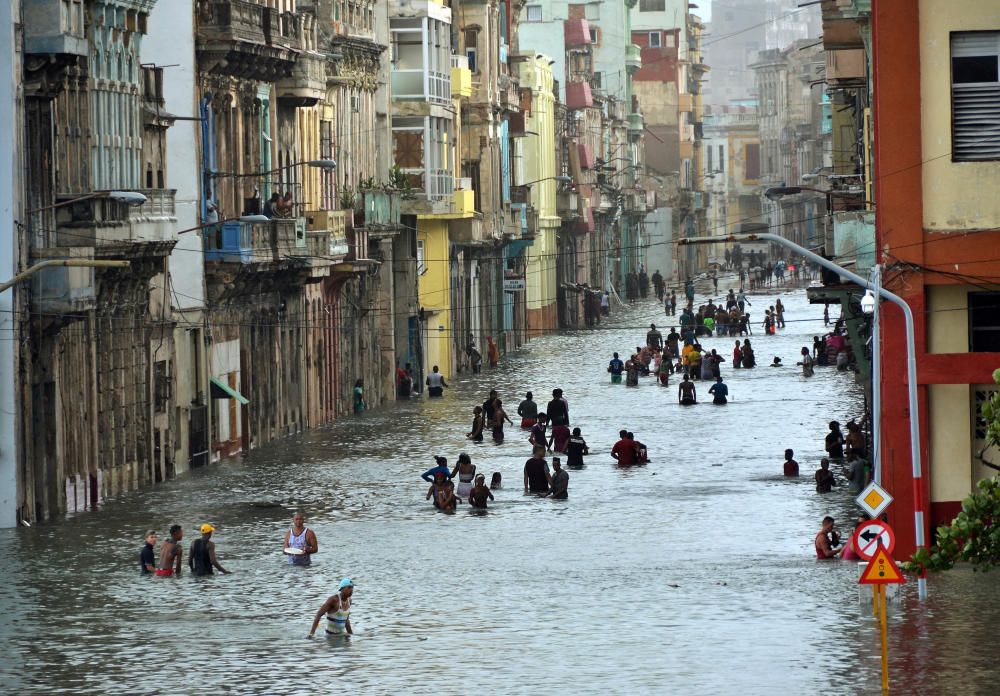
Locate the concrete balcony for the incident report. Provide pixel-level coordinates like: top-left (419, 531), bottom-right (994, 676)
top-left (626, 44), bottom-right (642, 75)
top-left (833, 210), bottom-right (875, 272)
top-left (53, 189), bottom-right (178, 256)
top-left (564, 19), bottom-right (591, 48)
top-left (276, 50), bottom-right (326, 106)
top-left (607, 99), bottom-right (626, 122)
top-left (197, 0), bottom-right (301, 81)
top-left (557, 190), bottom-right (579, 219)
top-left (499, 73), bottom-right (521, 112)
top-left (627, 112), bottom-right (644, 135)
top-left (204, 217), bottom-right (308, 264)
top-left (305, 209), bottom-right (350, 271)
top-left (450, 217), bottom-right (489, 244)
top-left (566, 81), bottom-right (593, 110)
top-left (826, 48), bottom-right (867, 88)
top-left (356, 191), bottom-right (403, 237)
top-left (451, 55), bottom-right (473, 98)
top-left (23, 0), bottom-right (87, 57)
top-left (573, 206), bottom-right (595, 234)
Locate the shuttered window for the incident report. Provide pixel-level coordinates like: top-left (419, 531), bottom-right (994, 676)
top-left (951, 32), bottom-right (1000, 161)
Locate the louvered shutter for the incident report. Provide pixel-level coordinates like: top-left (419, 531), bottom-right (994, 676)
top-left (951, 32), bottom-right (1000, 161)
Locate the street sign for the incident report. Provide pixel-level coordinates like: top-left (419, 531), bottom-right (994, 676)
top-left (851, 520), bottom-right (896, 561)
top-left (857, 481), bottom-right (894, 518)
top-left (503, 278), bottom-right (525, 292)
top-left (858, 546), bottom-right (905, 585)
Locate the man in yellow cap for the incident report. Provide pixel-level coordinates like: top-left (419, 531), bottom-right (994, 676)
top-left (189, 523), bottom-right (231, 576)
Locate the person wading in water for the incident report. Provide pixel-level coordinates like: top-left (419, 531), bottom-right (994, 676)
top-left (283, 514), bottom-right (318, 567)
top-left (309, 578), bottom-right (355, 638)
top-left (189, 524), bottom-right (231, 576)
top-left (678, 374), bottom-right (697, 405)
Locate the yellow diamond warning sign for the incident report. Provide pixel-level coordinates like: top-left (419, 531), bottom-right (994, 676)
top-left (857, 481), bottom-right (893, 518)
top-left (858, 546), bottom-right (905, 585)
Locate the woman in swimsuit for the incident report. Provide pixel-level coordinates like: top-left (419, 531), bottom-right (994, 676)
top-left (453, 453), bottom-right (476, 499)
top-left (468, 474), bottom-right (495, 508)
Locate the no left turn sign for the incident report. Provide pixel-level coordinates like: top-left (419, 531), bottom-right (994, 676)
top-left (851, 520), bottom-right (896, 561)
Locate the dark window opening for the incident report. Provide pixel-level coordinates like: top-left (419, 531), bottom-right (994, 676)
top-left (970, 292), bottom-right (1000, 352)
top-left (952, 56), bottom-right (999, 84)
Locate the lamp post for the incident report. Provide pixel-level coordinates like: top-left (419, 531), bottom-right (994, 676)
top-left (516, 175), bottom-right (572, 187)
top-left (26, 190), bottom-right (149, 214)
top-left (679, 231), bottom-right (928, 600)
top-left (209, 159), bottom-right (337, 179)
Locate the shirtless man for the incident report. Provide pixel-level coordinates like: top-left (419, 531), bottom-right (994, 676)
top-left (308, 578), bottom-right (355, 638)
top-left (678, 374), bottom-right (697, 405)
top-left (815, 516), bottom-right (844, 559)
top-left (283, 513), bottom-right (318, 566)
top-left (646, 323), bottom-right (663, 351)
top-left (156, 524), bottom-right (183, 576)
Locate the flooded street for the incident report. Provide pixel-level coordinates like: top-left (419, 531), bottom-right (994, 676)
top-left (2, 287), bottom-right (1000, 695)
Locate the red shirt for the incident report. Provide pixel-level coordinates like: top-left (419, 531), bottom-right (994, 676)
top-left (611, 439), bottom-right (635, 466)
top-left (783, 459), bottom-right (799, 476)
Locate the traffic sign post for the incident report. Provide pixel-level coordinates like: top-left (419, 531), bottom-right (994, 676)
top-left (858, 543), bottom-right (905, 695)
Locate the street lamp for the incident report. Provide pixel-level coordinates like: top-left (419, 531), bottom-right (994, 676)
top-left (860, 289), bottom-right (877, 314)
top-left (516, 175), bottom-right (572, 187)
top-left (26, 190), bottom-right (148, 214)
top-left (679, 231), bottom-right (928, 601)
top-left (210, 159), bottom-right (337, 179)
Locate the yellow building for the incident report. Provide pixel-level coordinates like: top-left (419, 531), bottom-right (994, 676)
top-left (518, 55), bottom-right (558, 334)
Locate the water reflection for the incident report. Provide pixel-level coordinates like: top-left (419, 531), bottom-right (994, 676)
top-left (1, 289), bottom-right (999, 694)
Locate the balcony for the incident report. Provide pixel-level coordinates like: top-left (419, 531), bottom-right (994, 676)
top-left (451, 54), bottom-right (473, 98)
top-left (627, 112), bottom-right (644, 135)
top-left (53, 189), bottom-right (178, 256)
top-left (826, 48), bottom-right (867, 88)
top-left (305, 209), bottom-right (350, 265)
top-left (276, 50), bottom-right (326, 106)
top-left (833, 210), bottom-right (875, 272)
top-left (356, 191), bottom-right (403, 237)
top-left (450, 217), bottom-right (490, 244)
top-left (625, 44), bottom-right (642, 75)
top-left (23, 0), bottom-right (87, 57)
top-left (204, 217), bottom-right (308, 264)
top-left (557, 190), bottom-right (579, 219)
top-left (197, 0), bottom-right (301, 81)
top-left (499, 73), bottom-right (521, 112)
top-left (573, 206), bottom-right (595, 234)
top-left (577, 143), bottom-right (595, 170)
top-left (564, 19), bottom-right (591, 48)
top-left (607, 99), bottom-right (626, 122)
top-left (566, 81), bottom-right (593, 110)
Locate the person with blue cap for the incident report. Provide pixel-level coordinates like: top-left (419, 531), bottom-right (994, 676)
top-left (309, 578), bottom-right (355, 638)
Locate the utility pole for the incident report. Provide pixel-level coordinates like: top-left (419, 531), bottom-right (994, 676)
top-left (0, 0), bottom-right (21, 527)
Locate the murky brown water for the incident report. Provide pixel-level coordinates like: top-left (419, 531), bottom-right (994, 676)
top-left (2, 285), bottom-right (999, 694)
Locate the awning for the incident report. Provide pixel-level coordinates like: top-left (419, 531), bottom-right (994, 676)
top-left (210, 376), bottom-right (249, 405)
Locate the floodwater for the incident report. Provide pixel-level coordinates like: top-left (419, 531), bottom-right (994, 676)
top-left (2, 282), bottom-right (1000, 695)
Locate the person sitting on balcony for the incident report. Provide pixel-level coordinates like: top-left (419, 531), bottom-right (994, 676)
top-left (276, 191), bottom-right (294, 218)
top-left (263, 193), bottom-right (280, 219)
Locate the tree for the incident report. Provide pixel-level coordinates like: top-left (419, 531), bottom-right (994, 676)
top-left (905, 368), bottom-right (1000, 572)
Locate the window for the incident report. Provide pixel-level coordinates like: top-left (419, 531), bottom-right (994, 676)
top-left (718, 145), bottom-right (724, 173)
top-left (951, 32), bottom-right (1000, 161)
top-left (467, 48), bottom-right (478, 73)
top-left (648, 32), bottom-right (661, 48)
top-left (639, 0), bottom-right (665, 11)
top-left (526, 5), bottom-right (542, 22)
top-left (585, 4), bottom-right (599, 21)
top-left (744, 143), bottom-right (760, 180)
top-left (589, 27), bottom-right (599, 45)
top-left (665, 32), bottom-right (676, 48)
top-left (416, 239), bottom-right (426, 275)
top-left (970, 292), bottom-right (1000, 351)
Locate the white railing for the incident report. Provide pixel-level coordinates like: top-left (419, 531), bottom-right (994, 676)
top-left (450, 54), bottom-right (468, 70)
